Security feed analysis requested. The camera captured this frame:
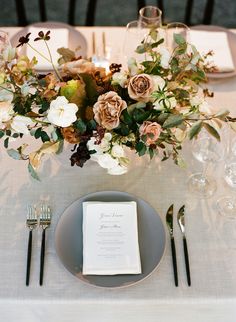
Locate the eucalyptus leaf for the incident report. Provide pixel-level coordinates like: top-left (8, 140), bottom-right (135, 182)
top-left (188, 121), bottom-right (203, 140)
top-left (203, 123), bottom-right (220, 141)
top-left (0, 130), bottom-right (5, 138)
top-left (28, 163), bottom-right (40, 181)
top-left (7, 149), bottom-right (22, 160)
top-left (174, 33), bottom-right (186, 45)
top-left (163, 114), bottom-right (184, 128)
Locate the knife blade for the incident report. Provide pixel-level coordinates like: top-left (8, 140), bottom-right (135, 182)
top-left (166, 204), bottom-right (178, 287)
top-left (177, 205), bottom-right (191, 286)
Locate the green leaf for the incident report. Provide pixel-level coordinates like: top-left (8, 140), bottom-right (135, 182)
top-left (174, 33), bottom-right (186, 45)
top-left (7, 149), bottom-right (21, 160)
top-left (120, 123), bottom-right (129, 136)
top-left (163, 114), bottom-right (184, 128)
top-left (214, 110), bottom-right (229, 120)
top-left (40, 131), bottom-right (50, 143)
top-left (133, 109), bottom-right (151, 123)
top-left (135, 141), bottom-right (146, 156)
top-left (4, 137), bottom-right (9, 148)
top-left (203, 123), bottom-right (220, 141)
top-left (0, 130), bottom-right (5, 138)
top-left (135, 44), bottom-right (147, 54)
top-left (150, 29), bottom-right (157, 41)
top-left (74, 119), bottom-right (86, 134)
top-left (5, 129), bottom-right (11, 136)
top-left (188, 121), bottom-right (203, 140)
top-left (151, 38), bottom-right (164, 48)
top-left (87, 119), bottom-right (97, 131)
top-left (28, 163), bottom-right (40, 181)
top-left (122, 109), bottom-right (133, 126)
top-left (35, 127), bottom-right (42, 139)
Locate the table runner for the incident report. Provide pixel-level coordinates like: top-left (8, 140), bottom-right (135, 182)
top-left (0, 26), bottom-right (236, 322)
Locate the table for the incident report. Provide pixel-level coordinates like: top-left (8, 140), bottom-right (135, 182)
top-left (0, 26), bottom-right (236, 322)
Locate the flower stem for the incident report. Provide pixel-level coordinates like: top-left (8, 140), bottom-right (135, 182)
top-left (44, 40), bottom-right (62, 81)
top-left (27, 43), bottom-right (51, 63)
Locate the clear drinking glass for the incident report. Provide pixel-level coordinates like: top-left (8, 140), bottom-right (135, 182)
top-left (188, 135), bottom-right (225, 198)
top-left (123, 20), bottom-right (148, 66)
top-left (217, 131), bottom-right (236, 219)
top-left (139, 6), bottom-right (162, 29)
top-left (166, 22), bottom-right (190, 51)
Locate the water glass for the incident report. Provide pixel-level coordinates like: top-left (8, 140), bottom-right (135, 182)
top-left (139, 6), bottom-right (162, 29)
top-left (166, 22), bottom-right (190, 51)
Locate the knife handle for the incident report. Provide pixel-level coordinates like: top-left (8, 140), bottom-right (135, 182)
top-left (183, 236), bottom-right (191, 286)
top-left (26, 230), bottom-right (32, 286)
top-left (171, 237), bottom-right (178, 287)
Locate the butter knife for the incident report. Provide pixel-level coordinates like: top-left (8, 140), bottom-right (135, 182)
top-left (166, 204), bottom-right (178, 287)
top-left (177, 205), bottom-right (191, 286)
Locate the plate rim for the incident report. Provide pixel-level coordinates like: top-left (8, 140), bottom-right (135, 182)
top-left (191, 24), bottom-right (236, 79)
top-left (54, 190), bottom-right (167, 289)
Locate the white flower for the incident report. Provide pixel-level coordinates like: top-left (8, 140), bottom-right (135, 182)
top-left (104, 132), bottom-right (112, 141)
top-left (159, 47), bottom-right (171, 69)
top-left (11, 115), bottom-right (34, 134)
top-left (153, 96), bottom-right (177, 110)
top-left (111, 144), bottom-right (125, 158)
top-left (87, 137), bottom-right (103, 160)
top-left (47, 96), bottom-right (78, 127)
top-left (96, 153), bottom-right (119, 169)
top-left (152, 76), bottom-right (166, 91)
top-left (112, 72), bottom-right (128, 88)
top-left (0, 101), bottom-right (13, 125)
top-left (21, 83), bottom-right (37, 96)
top-left (108, 165), bottom-right (128, 175)
top-left (190, 95), bottom-right (202, 107)
top-left (100, 138), bottom-right (110, 152)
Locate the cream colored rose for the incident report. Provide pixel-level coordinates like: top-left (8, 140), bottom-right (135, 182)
top-left (62, 59), bottom-right (95, 75)
top-left (93, 91), bottom-right (127, 130)
top-left (128, 74), bottom-right (154, 102)
top-left (139, 121), bottom-right (162, 145)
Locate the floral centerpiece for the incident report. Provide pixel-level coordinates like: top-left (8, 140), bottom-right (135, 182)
top-left (0, 29), bottom-right (234, 179)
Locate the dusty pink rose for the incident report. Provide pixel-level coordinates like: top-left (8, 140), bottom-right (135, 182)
top-left (139, 121), bottom-right (162, 145)
top-left (128, 73), bottom-right (154, 102)
top-left (93, 91), bottom-right (127, 130)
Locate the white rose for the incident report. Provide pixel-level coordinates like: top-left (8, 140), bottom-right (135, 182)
top-left (154, 96), bottom-right (176, 110)
top-left (111, 144), bottom-right (125, 158)
top-left (47, 96), bottom-right (78, 127)
top-left (108, 165), bottom-right (128, 175)
top-left (11, 115), bottom-right (34, 134)
top-left (159, 47), bottom-right (171, 69)
top-left (100, 138), bottom-right (110, 152)
top-left (152, 76), bottom-right (166, 91)
top-left (96, 153), bottom-right (119, 169)
top-left (0, 101), bottom-right (13, 124)
top-left (112, 72), bottom-right (128, 88)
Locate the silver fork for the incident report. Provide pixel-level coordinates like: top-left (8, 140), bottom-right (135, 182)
top-left (39, 205), bottom-right (51, 286)
top-left (26, 205), bottom-right (38, 286)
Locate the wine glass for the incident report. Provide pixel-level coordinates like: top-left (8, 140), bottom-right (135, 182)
top-left (166, 22), bottom-right (190, 51)
top-left (217, 131), bottom-right (236, 219)
top-left (188, 134), bottom-right (225, 198)
top-left (139, 6), bottom-right (162, 29)
top-left (123, 20), bottom-right (147, 67)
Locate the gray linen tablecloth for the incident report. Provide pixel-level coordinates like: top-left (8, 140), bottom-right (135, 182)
top-left (0, 27), bottom-right (236, 322)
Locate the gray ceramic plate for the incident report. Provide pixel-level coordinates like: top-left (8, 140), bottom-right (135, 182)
top-left (192, 25), bottom-right (236, 79)
top-left (10, 21), bottom-right (87, 71)
top-left (55, 191), bottom-right (166, 288)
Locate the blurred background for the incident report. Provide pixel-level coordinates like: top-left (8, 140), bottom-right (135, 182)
top-left (0, 0), bottom-right (235, 27)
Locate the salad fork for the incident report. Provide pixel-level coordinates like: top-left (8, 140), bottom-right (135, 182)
top-left (39, 205), bottom-right (51, 286)
top-left (26, 205), bottom-right (37, 286)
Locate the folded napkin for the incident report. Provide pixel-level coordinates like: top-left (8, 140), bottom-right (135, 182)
top-left (82, 201), bottom-right (142, 275)
top-left (26, 27), bottom-right (69, 70)
top-left (190, 30), bottom-right (235, 73)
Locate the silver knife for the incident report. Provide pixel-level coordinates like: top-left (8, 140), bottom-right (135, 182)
top-left (166, 204), bottom-right (178, 287)
top-left (177, 205), bottom-right (191, 286)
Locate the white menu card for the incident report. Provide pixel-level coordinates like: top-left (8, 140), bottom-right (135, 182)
top-left (82, 201), bottom-right (142, 275)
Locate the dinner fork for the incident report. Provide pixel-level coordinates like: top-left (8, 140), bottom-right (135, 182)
top-left (26, 205), bottom-right (37, 286)
top-left (39, 205), bottom-right (51, 286)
